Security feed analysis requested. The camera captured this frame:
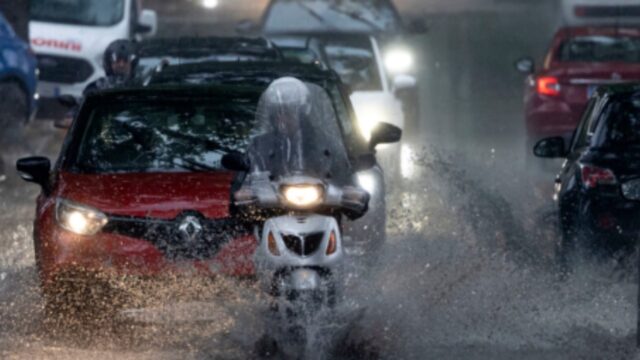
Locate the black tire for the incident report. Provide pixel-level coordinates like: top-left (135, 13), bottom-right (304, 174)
top-left (0, 82), bottom-right (28, 148)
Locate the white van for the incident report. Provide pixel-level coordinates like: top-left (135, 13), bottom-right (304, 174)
top-left (29, 0), bottom-right (157, 99)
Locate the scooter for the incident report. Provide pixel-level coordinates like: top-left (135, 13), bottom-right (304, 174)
top-left (233, 171), bottom-right (369, 358)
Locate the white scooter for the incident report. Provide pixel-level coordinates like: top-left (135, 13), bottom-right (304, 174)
top-left (228, 164), bottom-right (369, 358)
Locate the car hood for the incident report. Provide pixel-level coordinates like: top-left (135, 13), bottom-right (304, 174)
top-left (56, 172), bottom-right (237, 219)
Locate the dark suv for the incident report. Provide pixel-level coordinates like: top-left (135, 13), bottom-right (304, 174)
top-left (535, 84), bottom-right (640, 265)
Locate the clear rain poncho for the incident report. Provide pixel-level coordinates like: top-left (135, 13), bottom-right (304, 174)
top-left (247, 77), bottom-right (353, 185)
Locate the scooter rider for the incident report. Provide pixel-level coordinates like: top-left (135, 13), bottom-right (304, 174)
top-left (56, 40), bottom-right (138, 128)
top-left (248, 77), bottom-right (311, 178)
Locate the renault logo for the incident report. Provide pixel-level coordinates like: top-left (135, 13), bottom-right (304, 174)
top-left (178, 216), bottom-right (202, 242)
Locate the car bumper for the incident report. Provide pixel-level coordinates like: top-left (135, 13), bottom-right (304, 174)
top-left (38, 225), bottom-right (257, 286)
top-left (581, 193), bottom-right (640, 238)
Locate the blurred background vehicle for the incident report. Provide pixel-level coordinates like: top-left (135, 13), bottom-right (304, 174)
top-left (258, 0), bottom-right (425, 181)
top-left (534, 84), bottom-right (640, 270)
top-left (518, 1), bottom-right (640, 158)
top-left (0, 9), bottom-right (38, 179)
top-left (29, 0), bottom-right (157, 110)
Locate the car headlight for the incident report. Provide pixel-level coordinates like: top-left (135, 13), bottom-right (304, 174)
top-left (384, 48), bottom-right (414, 75)
top-left (56, 199), bottom-right (108, 236)
top-left (281, 185), bottom-right (324, 208)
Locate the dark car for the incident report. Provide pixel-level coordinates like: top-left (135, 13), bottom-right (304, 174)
top-left (534, 84), bottom-right (640, 266)
top-left (136, 36), bottom-right (283, 81)
top-left (148, 61), bottom-right (395, 255)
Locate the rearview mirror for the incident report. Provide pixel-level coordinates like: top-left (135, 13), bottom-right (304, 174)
top-left (222, 152), bottom-right (249, 172)
top-left (515, 57), bottom-right (534, 74)
top-left (16, 157), bottom-right (51, 192)
top-left (137, 9), bottom-right (158, 37)
top-left (370, 122), bottom-right (402, 150)
top-left (533, 137), bottom-right (566, 158)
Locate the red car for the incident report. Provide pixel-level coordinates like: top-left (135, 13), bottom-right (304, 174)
top-left (518, 26), bottom-right (640, 150)
top-left (17, 87), bottom-right (263, 315)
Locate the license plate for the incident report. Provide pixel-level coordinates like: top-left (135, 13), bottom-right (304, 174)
top-left (587, 85), bottom-right (598, 98)
top-left (622, 179), bottom-right (640, 201)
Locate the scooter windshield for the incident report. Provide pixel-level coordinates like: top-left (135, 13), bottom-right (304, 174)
top-left (248, 77), bottom-right (352, 185)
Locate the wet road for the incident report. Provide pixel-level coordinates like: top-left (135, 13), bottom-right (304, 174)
top-left (1, 3), bottom-right (640, 359)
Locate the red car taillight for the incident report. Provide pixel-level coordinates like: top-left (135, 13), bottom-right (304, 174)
top-left (581, 164), bottom-right (617, 188)
top-left (537, 76), bottom-right (561, 96)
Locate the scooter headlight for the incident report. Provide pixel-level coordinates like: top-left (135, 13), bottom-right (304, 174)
top-left (281, 185), bottom-right (324, 208)
top-left (56, 199), bottom-right (108, 236)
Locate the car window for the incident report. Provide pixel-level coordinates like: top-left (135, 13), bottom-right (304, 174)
top-left (31, 0), bottom-right (125, 27)
top-left (557, 36), bottom-right (640, 63)
top-left (593, 96), bottom-right (640, 148)
top-left (571, 97), bottom-right (599, 151)
top-left (322, 37), bottom-right (383, 91)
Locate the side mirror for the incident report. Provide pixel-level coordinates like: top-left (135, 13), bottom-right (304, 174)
top-left (16, 157), bottom-right (51, 192)
top-left (406, 19), bottom-right (428, 35)
top-left (392, 74), bottom-right (417, 94)
top-left (137, 9), bottom-right (158, 37)
top-left (354, 154), bottom-right (377, 172)
top-left (236, 19), bottom-right (258, 35)
top-left (221, 152), bottom-right (249, 172)
top-left (515, 57), bottom-right (534, 74)
top-left (534, 137), bottom-right (566, 158)
top-left (370, 122), bottom-right (402, 150)
top-left (57, 95), bottom-right (78, 108)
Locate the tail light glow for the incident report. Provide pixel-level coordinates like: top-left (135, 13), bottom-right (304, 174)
top-left (581, 164), bottom-right (617, 188)
top-left (537, 76), bottom-right (561, 96)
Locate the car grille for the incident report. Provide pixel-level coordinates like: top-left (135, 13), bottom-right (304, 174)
top-left (282, 232), bottom-right (325, 257)
top-left (622, 179), bottom-right (640, 201)
top-left (102, 212), bottom-right (250, 260)
top-left (37, 55), bottom-right (94, 84)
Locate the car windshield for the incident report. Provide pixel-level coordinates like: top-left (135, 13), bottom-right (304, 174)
top-left (557, 36), bottom-right (640, 63)
top-left (323, 37), bottom-right (382, 91)
top-left (72, 92), bottom-right (262, 173)
top-left (263, 0), bottom-right (402, 34)
top-left (31, 0), bottom-right (125, 27)
top-left (594, 96), bottom-right (640, 148)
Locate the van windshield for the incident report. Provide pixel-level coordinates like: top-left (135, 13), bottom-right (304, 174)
top-left (263, 0), bottom-right (402, 34)
top-left (31, 0), bottom-right (125, 27)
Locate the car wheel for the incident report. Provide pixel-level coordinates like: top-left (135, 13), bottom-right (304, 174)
top-left (0, 82), bottom-right (28, 145)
